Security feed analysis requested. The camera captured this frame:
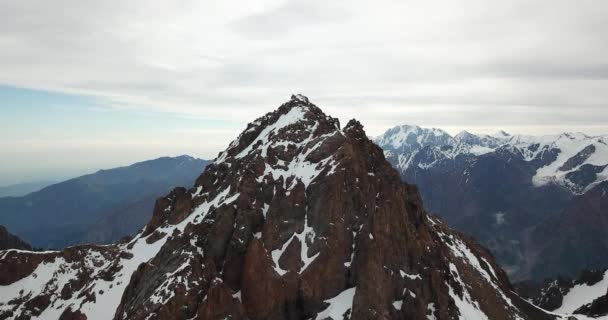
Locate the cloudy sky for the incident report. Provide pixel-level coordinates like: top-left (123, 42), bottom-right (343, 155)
top-left (1, 0), bottom-right (607, 185)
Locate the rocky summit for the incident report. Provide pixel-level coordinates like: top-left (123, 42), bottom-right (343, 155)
top-left (0, 95), bottom-right (555, 320)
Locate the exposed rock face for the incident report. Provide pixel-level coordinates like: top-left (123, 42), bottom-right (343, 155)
top-left (0, 225), bottom-right (31, 251)
top-left (0, 95), bottom-right (553, 320)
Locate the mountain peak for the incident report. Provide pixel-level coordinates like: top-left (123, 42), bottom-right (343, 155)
top-left (216, 95), bottom-right (340, 165)
top-left (454, 130), bottom-right (476, 141)
top-left (290, 93), bottom-right (309, 103)
top-left (374, 124), bottom-right (453, 152)
top-left (0, 96), bottom-right (552, 320)
top-left (343, 119), bottom-right (364, 135)
top-left (494, 130), bottom-right (511, 138)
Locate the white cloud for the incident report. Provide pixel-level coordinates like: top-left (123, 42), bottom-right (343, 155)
top-left (0, 0), bottom-right (608, 127)
top-left (1, 0), bottom-right (607, 139)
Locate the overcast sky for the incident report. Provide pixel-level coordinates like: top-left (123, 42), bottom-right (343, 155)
top-left (1, 0), bottom-right (607, 185)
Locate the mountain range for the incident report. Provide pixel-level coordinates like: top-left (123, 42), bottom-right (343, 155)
top-left (0, 155), bottom-right (209, 248)
top-left (0, 181), bottom-right (56, 198)
top-left (0, 225), bottom-right (31, 251)
top-left (0, 95), bottom-right (561, 320)
top-left (374, 125), bottom-right (608, 280)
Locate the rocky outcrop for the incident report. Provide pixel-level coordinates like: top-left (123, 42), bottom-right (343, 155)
top-left (0, 95), bottom-right (554, 320)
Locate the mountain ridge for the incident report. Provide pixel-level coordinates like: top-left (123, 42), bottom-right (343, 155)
top-left (0, 225), bottom-right (31, 251)
top-left (0, 95), bottom-right (556, 320)
top-left (0, 155), bottom-right (209, 248)
top-left (374, 124), bottom-right (608, 281)
top-left (0, 181), bottom-right (57, 198)
top-left (376, 125), bottom-right (608, 194)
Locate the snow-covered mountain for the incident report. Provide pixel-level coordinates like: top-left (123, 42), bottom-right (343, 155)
top-left (0, 96), bottom-right (562, 319)
top-left (376, 126), bottom-right (608, 195)
top-left (374, 124), bottom-right (454, 154)
top-left (375, 125), bottom-right (608, 281)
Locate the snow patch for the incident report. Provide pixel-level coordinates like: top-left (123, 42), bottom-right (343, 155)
top-left (447, 263), bottom-right (490, 320)
top-left (235, 106), bottom-right (307, 159)
top-left (315, 287), bottom-right (356, 320)
top-left (556, 270), bottom-right (608, 314)
top-left (427, 302), bottom-right (437, 320)
top-left (400, 270), bottom-right (422, 280)
top-left (271, 211), bottom-right (319, 276)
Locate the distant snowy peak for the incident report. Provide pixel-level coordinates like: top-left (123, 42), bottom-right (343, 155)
top-left (373, 124), bottom-right (453, 152)
top-left (454, 130), bottom-right (507, 148)
top-left (493, 130), bottom-right (512, 138)
top-left (376, 124), bottom-right (608, 194)
top-left (529, 134), bottom-right (608, 193)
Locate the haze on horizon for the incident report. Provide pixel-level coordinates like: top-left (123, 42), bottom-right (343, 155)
top-left (1, 0), bottom-right (607, 185)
